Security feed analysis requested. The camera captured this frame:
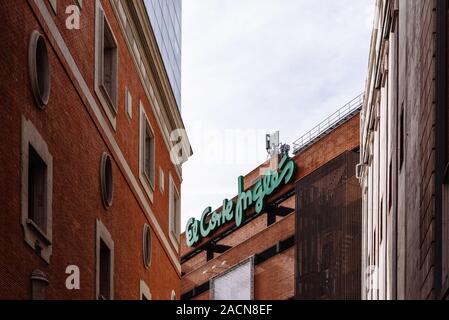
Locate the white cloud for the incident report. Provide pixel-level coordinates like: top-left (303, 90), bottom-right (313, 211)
top-left (181, 0), bottom-right (374, 229)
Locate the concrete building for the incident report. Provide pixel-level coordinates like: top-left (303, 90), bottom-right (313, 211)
top-left (181, 97), bottom-right (362, 300)
top-left (359, 0), bottom-right (449, 300)
top-left (0, 0), bottom-right (191, 300)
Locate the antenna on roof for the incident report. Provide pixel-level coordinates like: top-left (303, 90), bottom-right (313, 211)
top-left (266, 131), bottom-right (290, 157)
top-left (266, 131), bottom-right (280, 156)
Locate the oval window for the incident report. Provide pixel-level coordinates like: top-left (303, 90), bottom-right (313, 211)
top-left (143, 224), bottom-right (152, 268)
top-left (101, 153), bottom-right (113, 208)
top-left (29, 31), bottom-right (51, 108)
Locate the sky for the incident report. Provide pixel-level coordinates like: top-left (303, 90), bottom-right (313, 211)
top-left (181, 0), bottom-right (374, 230)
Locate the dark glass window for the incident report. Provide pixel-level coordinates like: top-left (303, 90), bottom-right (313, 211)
top-left (100, 13), bottom-right (118, 112)
top-left (143, 124), bottom-right (154, 187)
top-left (99, 240), bottom-right (111, 300)
top-left (101, 153), bottom-right (113, 208)
top-left (28, 145), bottom-right (47, 232)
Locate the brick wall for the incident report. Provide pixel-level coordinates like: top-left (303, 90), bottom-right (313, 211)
top-left (0, 0), bottom-right (182, 299)
top-left (181, 114), bottom-right (360, 299)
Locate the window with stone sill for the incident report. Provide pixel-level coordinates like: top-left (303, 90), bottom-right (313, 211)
top-left (139, 104), bottom-right (155, 201)
top-left (125, 87), bottom-right (133, 120)
top-left (21, 117), bottom-right (53, 263)
top-left (96, 220), bottom-right (114, 300)
top-left (142, 224), bottom-right (152, 268)
top-left (95, 1), bottom-right (118, 129)
top-left (100, 153), bottom-right (113, 209)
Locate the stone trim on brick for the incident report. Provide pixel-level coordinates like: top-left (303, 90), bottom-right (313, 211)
top-left (94, 0), bottom-right (118, 130)
top-left (96, 219), bottom-right (114, 300)
top-left (21, 116), bottom-right (53, 264)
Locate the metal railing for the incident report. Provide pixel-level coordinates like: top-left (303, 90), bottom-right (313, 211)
top-left (292, 93), bottom-right (364, 154)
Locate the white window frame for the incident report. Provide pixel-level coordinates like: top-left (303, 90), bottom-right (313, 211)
top-left (94, 0), bottom-right (119, 130)
top-left (21, 116), bottom-right (53, 263)
top-left (169, 173), bottom-right (181, 250)
top-left (139, 102), bottom-right (155, 202)
top-left (96, 219), bottom-right (114, 300)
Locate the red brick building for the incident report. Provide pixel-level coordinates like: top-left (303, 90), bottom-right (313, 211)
top-left (0, 0), bottom-right (191, 300)
top-left (181, 101), bottom-right (362, 300)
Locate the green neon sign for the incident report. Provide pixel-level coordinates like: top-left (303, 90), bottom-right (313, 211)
top-left (185, 155), bottom-right (297, 247)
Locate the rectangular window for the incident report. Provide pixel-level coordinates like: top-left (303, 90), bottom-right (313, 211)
top-left (28, 145), bottom-right (48, 233)
top-left (100, 15), bottom-right (118, 111)
top-left (159, 167), bottom-right (165, 193)
top-left (96, 220), bottom-right (114, 300)
top-left (125, 87), bottom-right (132, 119)
top-left (143, 123), bottom-right (154, 187)
top-left (95, 1), bottom-right (118, 128)
top-left (21, 117), bottom-right (53, 263)
top-left (169, 174), bottom-right (181, 247)
top-left (211, 258), bottom-right (254, 300)
top-left (139, 104), bottom-right (155, 200)
top-left (99, 240), bottom-right (111, 300)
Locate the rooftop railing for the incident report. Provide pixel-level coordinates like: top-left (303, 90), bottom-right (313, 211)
top-left (292, 93), bottom-right (364, 154)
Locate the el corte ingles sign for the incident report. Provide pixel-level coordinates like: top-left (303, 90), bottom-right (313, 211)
top-left (185, 155), bottom-right (297, 247)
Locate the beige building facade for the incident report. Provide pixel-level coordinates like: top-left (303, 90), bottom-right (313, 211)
top-left (360, 0), bottom-right (449, 300)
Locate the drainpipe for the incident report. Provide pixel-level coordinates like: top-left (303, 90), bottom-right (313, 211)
top-left (435, 0), bottom-right (447, 300)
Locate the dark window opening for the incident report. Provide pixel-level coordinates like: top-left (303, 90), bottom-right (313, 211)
top-left (143, 224), bottom-right (152, 268)
top-left (99, 240), bottom-right (111, 300)
top-left (101, 15), bottom-right (117, 112)
top-left (143, 123), bottom-right (154, 187)
top-left (28, 145), bottom-right (47, 233)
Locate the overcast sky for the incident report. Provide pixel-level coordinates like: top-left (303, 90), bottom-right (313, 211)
top-left (181, 0), bottom-right (374, 230)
